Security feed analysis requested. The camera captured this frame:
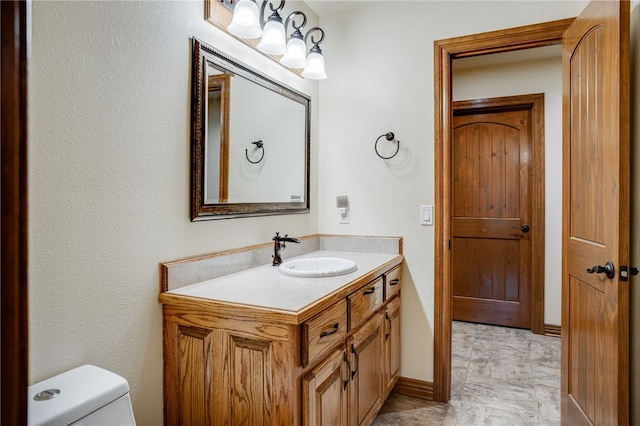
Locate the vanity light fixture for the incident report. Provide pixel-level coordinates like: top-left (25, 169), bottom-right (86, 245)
top-left (220, 0), bottom-right (327, 79)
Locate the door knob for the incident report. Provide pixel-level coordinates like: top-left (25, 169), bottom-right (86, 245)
top-left (521, 224), bottom-right (530, 233)
top-left (586, 261), bottom-right (615, 279)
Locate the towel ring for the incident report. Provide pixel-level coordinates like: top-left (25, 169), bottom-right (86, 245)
top-left (245, 140), bottom-right (265, 164)
top-left (375, 132), bottom-right (400, 159)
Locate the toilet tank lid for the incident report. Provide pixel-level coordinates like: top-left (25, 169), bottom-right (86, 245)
top-left (28, 364), bottom-right (130, 426)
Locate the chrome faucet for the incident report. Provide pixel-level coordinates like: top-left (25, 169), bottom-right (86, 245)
top-left (272, 232), bottom-right (300, 266)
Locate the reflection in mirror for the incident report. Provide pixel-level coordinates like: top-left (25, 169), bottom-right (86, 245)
top-left (206, 70), bottom-right (230, 203)
top-left (191, 38), bottom-right (311, 220)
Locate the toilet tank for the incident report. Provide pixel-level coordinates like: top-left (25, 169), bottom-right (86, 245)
top-left (28, 364), bottom-right (136, 426)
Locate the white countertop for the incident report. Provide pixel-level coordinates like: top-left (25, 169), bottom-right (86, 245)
top-left (167, 250), bottom-right (400, 313)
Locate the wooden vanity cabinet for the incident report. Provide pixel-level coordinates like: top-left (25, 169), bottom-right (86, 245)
top-left (161, 260), bottom-right (402, 426)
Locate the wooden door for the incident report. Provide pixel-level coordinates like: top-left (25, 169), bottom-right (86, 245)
top-left (561, 0), bottom-right (630, 424)
top-left (348, 312), bottom-right (383, 426)
top-left (302, 346), bottom-right (349, 426)
top-left (451, 99), bottom-right (534, 328)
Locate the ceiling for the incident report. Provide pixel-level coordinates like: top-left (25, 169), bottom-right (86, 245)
top-left (303, 1), bottom-right (563, 68)
top-left (305, 0), bottom-right (365, 17)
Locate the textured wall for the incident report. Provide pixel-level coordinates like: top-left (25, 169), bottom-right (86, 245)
top-left (28, 2), bottom-right (318, 424)
top-left (316, 0), bottom-right (587, 382)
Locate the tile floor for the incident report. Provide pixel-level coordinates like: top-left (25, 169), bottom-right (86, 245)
top-left (373, 321), bottom-right (561, 425)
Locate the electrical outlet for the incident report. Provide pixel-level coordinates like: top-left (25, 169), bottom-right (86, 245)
top-left (338, 207), bottom-right (349, 224)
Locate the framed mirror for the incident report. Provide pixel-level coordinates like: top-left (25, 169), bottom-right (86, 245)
top-left (191, 38), bottom-right (311, 221)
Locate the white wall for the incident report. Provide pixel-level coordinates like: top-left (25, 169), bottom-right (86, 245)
top-left (28, 1), bottom-right (319, 424)
top-left (452, 55), bottom-right (563, 326)
top-left (317, 1), bottom-right (587, 383)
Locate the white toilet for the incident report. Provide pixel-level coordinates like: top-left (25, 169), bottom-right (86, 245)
top-left (28, 364), bottom-right (136, 426)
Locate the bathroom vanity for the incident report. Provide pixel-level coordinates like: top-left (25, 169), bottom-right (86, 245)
top-left (159, 235), bottom-right (403, 425)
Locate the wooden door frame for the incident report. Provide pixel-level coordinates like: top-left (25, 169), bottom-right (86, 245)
top-left (452, 93), bottom-right (544, 329)
top-left (433, 18), bottom-right (574, 402)
top-left (1, 1), bottom-right (30, 424)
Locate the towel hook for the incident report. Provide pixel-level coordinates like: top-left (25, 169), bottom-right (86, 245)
top-left (245, 140), bottom-right (265, 164)
top-left (375, 132), bottom-right (400, 159)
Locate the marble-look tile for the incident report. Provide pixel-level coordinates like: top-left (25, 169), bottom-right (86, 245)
top-left (530, 360), bottom-right (561, 387)
top-left (534, 382), bottom-right (561, 422)
top-left (373, 394), bottom-right (449, 425)
top-left (452, 331), bottom-right (476, 359)
top-left (377, 394), bottom-right (441, 414)
top-left (453, 402), bottom-right (541, 426)
top-left (374, 322), bottom-right (561, 425)
top-left (471, 337), bottom-right (531, 362)
top-left (465, 355), bottom-right (533, 386)
top-left (451, 356), bottom-right (469, 397)
top-left (457, 381), bottom-right (540, 416)
top-left (528, 335), bottom-right (561, 361)
top-left (452, 320), bottom-right (478, 335)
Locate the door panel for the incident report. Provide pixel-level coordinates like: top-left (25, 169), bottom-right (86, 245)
top-left (561, 0), bottom-right (630, 424)
top-left (302, 347), bottom-right (348, 426)
top-left (452, 106), bottom-right (532, 328)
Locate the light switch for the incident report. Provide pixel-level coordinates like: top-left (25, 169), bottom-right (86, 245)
top-left (420, 205), bottom-right (433, 225)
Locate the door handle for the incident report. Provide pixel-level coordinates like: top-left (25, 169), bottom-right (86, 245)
top-left (521, 224), bottom-right (530, 233)
top-left (342, 352), bottom-right (351, 390)
top-left (385, 312), bottom-right (391, 341)
top-left (586, 261), bottom-right (615, 279)
top-left (319, 323), bottom-right (340, 338)
top-left (350, 343), bottom-right (359, 380)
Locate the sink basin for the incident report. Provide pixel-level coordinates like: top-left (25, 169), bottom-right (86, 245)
top-left (278, 257), bottom-right (358, 278)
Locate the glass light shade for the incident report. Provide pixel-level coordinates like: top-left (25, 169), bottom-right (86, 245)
top-left (257, 20), bottom-right (287, 55)
top-left (227, 0), bottom-right (262, 39)
top-left (302, 51), bottom-right (327, 80)
top-left (280, 37), bottom-right (307, 68)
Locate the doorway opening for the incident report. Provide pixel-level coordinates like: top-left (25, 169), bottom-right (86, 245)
top-left (433, 18), bottom-right (574, 403)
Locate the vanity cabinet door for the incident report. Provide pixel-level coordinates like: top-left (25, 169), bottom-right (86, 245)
top-left (302, 346), bottom-right (349, 426)
top-left (348, 312), bottom-right (384, 426)
top-left (383, 296), bottom-right (401, 397)
top-left (163, 322), bottom-right (215, 426)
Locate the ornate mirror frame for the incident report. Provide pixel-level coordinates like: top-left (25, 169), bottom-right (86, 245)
top-left (191, 38), bottom-right (311, 221)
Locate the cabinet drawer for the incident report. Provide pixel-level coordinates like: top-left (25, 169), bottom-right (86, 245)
top-left (301, 299), bottom-right (347, 366)
top-left (348, 278), bottom-right (384, 331)
top-left (385, 265), bottom-right (402, 301)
